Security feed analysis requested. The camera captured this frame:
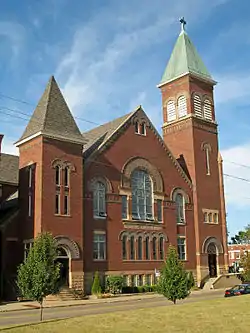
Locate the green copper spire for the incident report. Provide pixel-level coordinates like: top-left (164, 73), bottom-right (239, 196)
top-left (159, 18), bottom-right (214, 86)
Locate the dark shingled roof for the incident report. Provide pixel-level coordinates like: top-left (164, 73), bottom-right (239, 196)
top-left (83, 111), bottom-right (136, 155)
top-left (0, 153), bottom-right (19, 185)
top-left (0, 190), bottom-right (19, 227)
top-left (16, 76), bottom-right (86, 145)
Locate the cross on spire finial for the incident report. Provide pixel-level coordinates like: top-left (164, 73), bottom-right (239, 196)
top-left (180, 17), bottom-right (187, 33)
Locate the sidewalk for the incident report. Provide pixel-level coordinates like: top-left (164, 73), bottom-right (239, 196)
top-left (0, 288), bottom-right (224, 313)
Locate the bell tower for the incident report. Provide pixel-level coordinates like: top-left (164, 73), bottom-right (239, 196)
top-left (158, 18), bottom-right (228, 285)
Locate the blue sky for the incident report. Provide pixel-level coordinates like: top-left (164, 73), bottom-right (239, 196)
top-left (0, 0), bottom-right (249, 238)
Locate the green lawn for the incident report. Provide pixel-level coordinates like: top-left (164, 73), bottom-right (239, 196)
top-left (4, 296), bottom-right (250, 333)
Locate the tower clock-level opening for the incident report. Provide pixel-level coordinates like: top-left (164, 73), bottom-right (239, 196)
top-left (56, 247), bottom-right (70, 287)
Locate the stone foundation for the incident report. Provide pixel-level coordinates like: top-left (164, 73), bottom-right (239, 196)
top-left (71, 272), bottom-right (84, 292)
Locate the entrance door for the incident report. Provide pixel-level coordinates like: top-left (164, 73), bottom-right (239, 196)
top-left (207, 243), bottom-right (217, 278)
top-left (56, 247), bottom-right (69, 287)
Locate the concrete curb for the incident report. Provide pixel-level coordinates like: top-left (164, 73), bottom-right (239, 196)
top-left (0, 289), bottom-right (225, 313)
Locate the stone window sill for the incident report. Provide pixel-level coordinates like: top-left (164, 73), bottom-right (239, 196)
top-left (54, 214), bottom-right (72, 218)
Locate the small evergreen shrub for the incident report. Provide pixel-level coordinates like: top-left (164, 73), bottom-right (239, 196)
top-left (106, 275), bottom-right (124, 294)
top-left (91, 271), bottom-right (102, 295)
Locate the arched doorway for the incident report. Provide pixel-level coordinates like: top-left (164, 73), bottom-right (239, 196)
top-left (207, 243), bottom-right (217, 277)
top-left (56, 247), bottom-right (70, 287)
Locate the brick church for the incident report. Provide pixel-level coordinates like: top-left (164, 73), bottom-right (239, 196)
top-left (0, 20), bottom-right (228, 299)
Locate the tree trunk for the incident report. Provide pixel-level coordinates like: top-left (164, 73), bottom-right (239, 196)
top-left (40, 300), bottom-right (44, 321)
top-left (173, 299), bottom-right (176, 304)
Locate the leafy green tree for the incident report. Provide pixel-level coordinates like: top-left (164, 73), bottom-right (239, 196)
top-left (157, 245), bottom-right (191, 304)
top-left (106, 275), bottom-right (124, 294)
top-left (17, 233), bottom-right (60, 321)
top-left (230, 225), bottom-right (250, 244)
top-left (240, 252), bottom-right (250, 282)
top-left (91, 271), bottom-right (102, 295)
top-left (187, 271), bottom-right (195, 289)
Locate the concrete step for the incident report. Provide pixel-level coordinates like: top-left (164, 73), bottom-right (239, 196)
top-left (46, 288), bottom-right (79, 301)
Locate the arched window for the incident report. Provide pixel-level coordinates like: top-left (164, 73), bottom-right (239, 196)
top-left (140, 123), bottom-right (146, 135)
top-left (167, 100), bottom-right (176, 122)
top-left (130, 236), bottom-right (135, 260)
top-left (93, 181), bottom-right (106, 218)
top-left (159, 237), bottom-right (164, 260)
top-left (177, 95), bottom-right (187, 118)
top-left (145, 236), bottom-right (150, 260)
top-left (122, 235), bottom-right (127, 260)
top-left (204, 212), bottom-right (208, 223)
top-left (193, 94), bottom-right (202, 117)
top-left (214, 213), bottom-right (218, 224)
top-left (131, 170), bottom-right (153, 221)
top-left (204, 145), bottom-right (211, 175)
top-left (64, 167), bottom-right (69, 187)
top-left (208, 213), bottom-right (213, 223)
top-left (152, 237), bottom-right (157, 260)
top-left (138, 236), bottom-right (143, 260)
top-left (135, 121), bottom-right (139, 134)
top-left (203, 99), bottom-right (212, 120)
top-left (176, 193), bottom-right (185, 224)
top-left (55, 165), bottom-right (61, 186)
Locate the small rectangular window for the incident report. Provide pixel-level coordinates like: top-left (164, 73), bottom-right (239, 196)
top-left (177, 237), bottom-right (186, 261)
top-left (93, 232), bottom-right (106, 260)
top-left (157, 199), bottom-right (162, 222)
top-left (64, 195), bottom-right (69, 215)
top-left (131, 275), bottom-right (135, 287)
top-left (145, 274), bottom-right (151, 286)
top-left (121, 195), bottom-right (128, 219)
top-left (55, 194), bottom-right (60, 214)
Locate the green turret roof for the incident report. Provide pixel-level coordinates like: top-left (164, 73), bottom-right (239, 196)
top-left (159, 29), bottom-right (214, 86)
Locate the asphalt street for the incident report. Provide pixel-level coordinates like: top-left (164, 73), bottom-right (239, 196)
top-left (0, 290), bottom-right (224, 329)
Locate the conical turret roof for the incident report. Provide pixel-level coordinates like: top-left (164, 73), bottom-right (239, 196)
top-left (16, 76), bottom-right (85, 145)
top-left (159, 26), bottom-right (215, 86)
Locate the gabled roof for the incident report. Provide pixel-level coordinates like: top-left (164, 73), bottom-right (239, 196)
top-left (0, 153), bottom-right (19, 185)
top-left (0, 190), bottom-right (19, 228)
top-left (159, 30), bottom-right (215, 86)
top-left (16, 76), bottom-right (86, 146)
top-left (84, 106), bottom-right (192, 187)
top-left (83, 109), bottom-right (137, 156)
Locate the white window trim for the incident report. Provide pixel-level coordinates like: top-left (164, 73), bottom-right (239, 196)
top-left (177, 236), bottom-right (187, 261)
top-left (93, 231), bottom-right (106, 261)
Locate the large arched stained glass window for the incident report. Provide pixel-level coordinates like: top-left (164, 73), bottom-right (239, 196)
top-left (131, 170), bottom-right (153, 221)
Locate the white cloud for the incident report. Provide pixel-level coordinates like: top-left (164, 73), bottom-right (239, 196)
top-left (0, 21), bottom-right (25, 58)
top-left (215, 73), bottom-right (250, 105)
top-left (56, 0), bottom-right (232, 119)
top-left (222, 143), bottom-right (250, 207)
top-left (1, 136), bottom-right (19, 156)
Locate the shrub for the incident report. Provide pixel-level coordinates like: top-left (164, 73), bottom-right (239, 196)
top-left (187, 271), bottom-right (195, 289)
top-left (137, 286), bottom-right (144, 293)
top-left (91, 272), bottom-right (102, 295)
top-left (106, 275), bottom-right (124, 294)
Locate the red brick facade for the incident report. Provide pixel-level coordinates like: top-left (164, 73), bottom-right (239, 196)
top-left (0, 28), bottom-right (229, 299)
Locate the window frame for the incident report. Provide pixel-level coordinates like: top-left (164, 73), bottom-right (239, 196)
top-left (176, 193), bottom-right (185, 224)
top-left (145, 236), bottom-right (150, 260)
top-left (93, 231), bottom-right (106, 261)
top-left (138, 236), bottom-right (143, 260)
top-left (121, 195), bottom-right (128, 220)
top-left (131, 169), bottom-right (154, 222)
top-left (177, 237), bottom-right (186, 261)
top-left (152, 237), bottom-right (157, 260)
top-left (159, 237), bottom-right (164, 260)
top-left (122, 235), bottom-right (127, 260)
top-left (93, 181), bottom-right (107, 219)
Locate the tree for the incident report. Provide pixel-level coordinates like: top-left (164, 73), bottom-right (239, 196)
top-left (157, 245), bottom-right (191, 304)
top-left (106, 275), bottom-right (124, 294)
top-left (17, 233), bottom-right (60, 321)
top-left (240, 252), bottom-right (250, 282)
top-left (91, 271), bottom-right (102, 296)
top-left (230, 225), bottom-right (250, 244)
